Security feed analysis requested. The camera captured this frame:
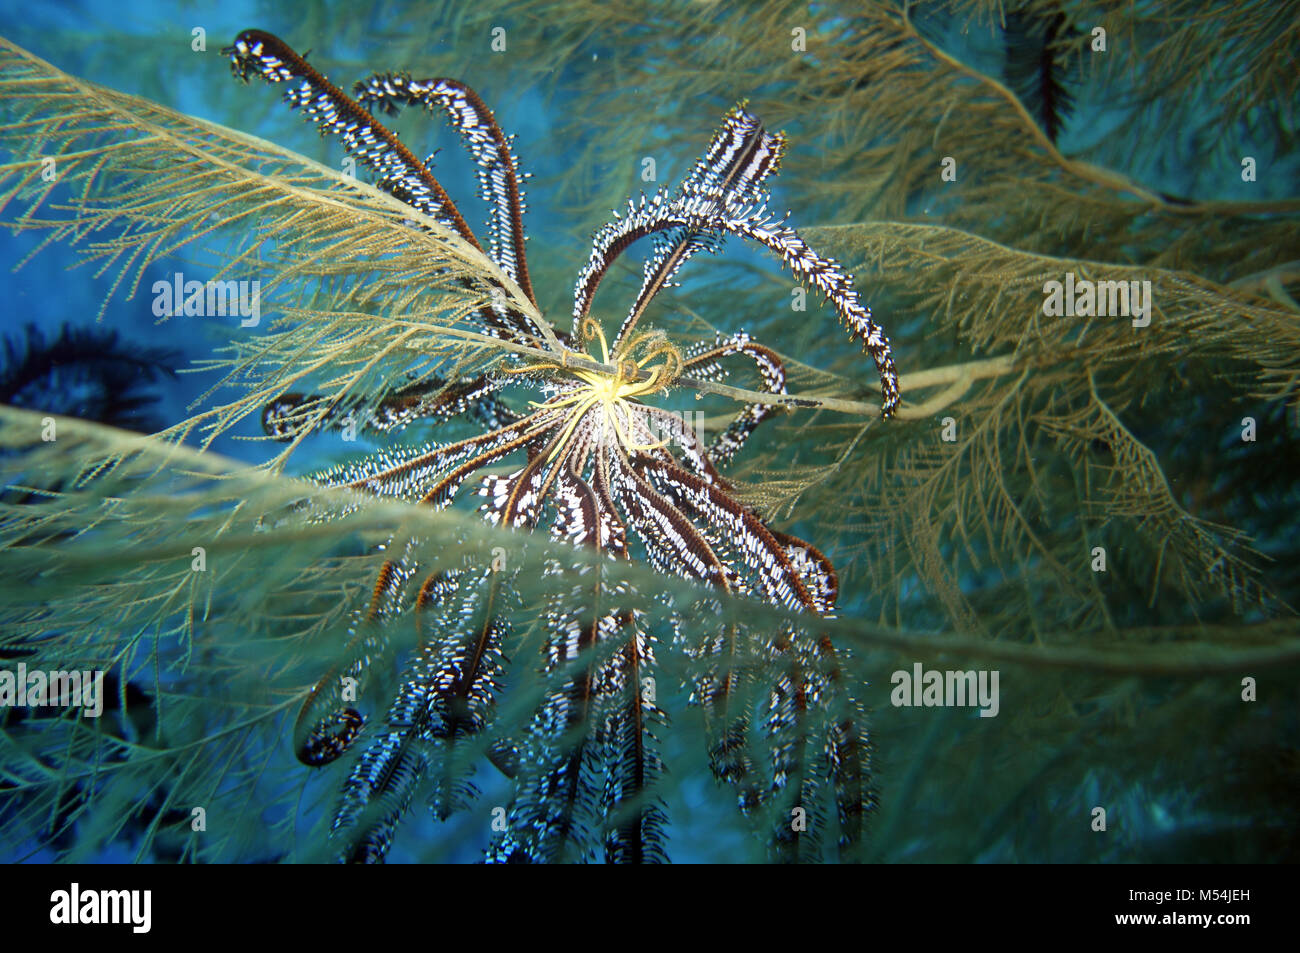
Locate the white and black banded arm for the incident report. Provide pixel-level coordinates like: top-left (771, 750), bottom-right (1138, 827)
top-left (681, 331), bottom-right (788, 467)
top-left (354, 73), bottom-right (536, 308)
top-left (224, 30), bottom-right (479, 245)
top-left (571, 105), bottom-right (783, 347)
top-left (223, 31), bottom-right (553, 348)
top-left (261, 374), bottom-right (521, 441)
top-left (609, 105), bottom-right (786, 352)
top-left (570, 104), bottom-right (901, 417)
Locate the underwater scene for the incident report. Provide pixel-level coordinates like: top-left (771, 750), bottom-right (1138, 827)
top-left (0, 0), bottom-right (1297, 866)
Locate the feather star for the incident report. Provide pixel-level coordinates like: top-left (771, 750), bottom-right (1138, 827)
top-left (224, 29), bottom-right (899, 863)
